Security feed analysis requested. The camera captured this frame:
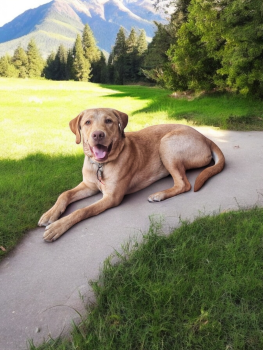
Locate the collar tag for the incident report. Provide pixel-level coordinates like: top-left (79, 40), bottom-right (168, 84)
top-left (89, 158), bottom-right (105, 185)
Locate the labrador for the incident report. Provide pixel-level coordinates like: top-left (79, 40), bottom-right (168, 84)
top-left (38, 108), bottom-right (225, 242)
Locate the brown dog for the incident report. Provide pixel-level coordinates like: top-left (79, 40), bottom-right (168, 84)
top-left (38, 108), bottom-right (225, 242)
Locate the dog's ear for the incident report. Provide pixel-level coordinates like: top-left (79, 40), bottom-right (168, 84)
top-left (69, 112), bottom-right (84, 144)
top-left (113, 109), bottom-right (128, 138)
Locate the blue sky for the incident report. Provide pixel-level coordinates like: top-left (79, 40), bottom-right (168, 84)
top-left (0, 0), bottom-right (52, 27)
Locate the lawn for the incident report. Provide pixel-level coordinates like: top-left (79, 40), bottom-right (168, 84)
top-left (1, 78), bottom-right (263, 256)
top-left (1, 78), bottom-right (263, 349)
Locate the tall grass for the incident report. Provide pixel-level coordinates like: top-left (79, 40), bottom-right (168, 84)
top-left (1, 78), bottom-right (263, 258)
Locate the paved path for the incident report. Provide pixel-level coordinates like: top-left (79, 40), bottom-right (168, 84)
top-left (0, 129), bottom-right (263, 350)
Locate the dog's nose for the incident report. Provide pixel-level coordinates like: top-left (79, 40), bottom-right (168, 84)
top-left (92, 130), bottom-right (105, 142)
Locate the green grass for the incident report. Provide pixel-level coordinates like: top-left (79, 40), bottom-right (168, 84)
top-left (1, 79), bottom-right (263, 348)
top-left (1, 78), bottom-right (263, 257)
top-left (30, 208), bottom-right (263, 350)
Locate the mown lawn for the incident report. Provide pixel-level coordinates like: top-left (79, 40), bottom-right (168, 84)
top-left (1, 78), bottom-right (263, 349)
top-left (1, 78), bottom-right (263, 257)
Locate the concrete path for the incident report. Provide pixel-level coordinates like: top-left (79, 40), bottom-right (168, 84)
top-left (0, 129), bottom-right (263, 350)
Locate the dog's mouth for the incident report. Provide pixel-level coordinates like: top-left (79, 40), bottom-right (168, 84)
top-left (89, 142), bottom-right (112, 161)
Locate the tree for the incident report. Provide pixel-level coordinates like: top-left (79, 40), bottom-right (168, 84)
top-left (166, 16), bottom-right (219, 91)
top-left (112, 27), bottom-right (127, 84)
top-left (153, 0), bottom-right (263, 95)
top-left (137, 29), bottom-right (148, 56)
top-left (66, 48), bottom-right (74, 80)
top-left (82, 24), bottom-right (100, 63)
top-left (215, 0), bottom-right (263, 96)
top-left (125, 28), bottom-right (138, 82)
top-left (72, 34), bottom-right (91, 81)
top-left (82, 24), bottom-right (102, 82)
top-left (12, 46), bottom-right (28, 78)
top-left (44, 52), bottom-right (56, 79)
top-left (142, 23), bottom-right (174, 85)
top-left (44, 45), bottom-right (69, 80)
top-left (55, 44), bottom-right (68, 80)
top-left (91, 51), bottom-right (108, 83)
top-left (0, 54), bottom-right (18, 77)
top-left (136, 29), bottom-right (148, 80)
top-left (26, 39), bottom-right (45, 78)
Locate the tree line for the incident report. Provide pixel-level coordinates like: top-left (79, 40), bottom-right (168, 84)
top-left (0, 24), bottom-right (148, 84)
top-left (1, 0), bottom-right (263, 97)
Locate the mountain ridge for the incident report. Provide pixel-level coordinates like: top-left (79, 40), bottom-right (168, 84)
top-left (0, 0), bottom-right (165, 58)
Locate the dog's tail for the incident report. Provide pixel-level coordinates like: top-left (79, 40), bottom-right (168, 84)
top-left (194, 140), bottom-right (225, 192)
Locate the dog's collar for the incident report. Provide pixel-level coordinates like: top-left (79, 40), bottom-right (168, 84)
top-left (89, 158), bottom-right (105, 185)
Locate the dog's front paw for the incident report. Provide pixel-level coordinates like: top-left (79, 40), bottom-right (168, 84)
top-left (38, 206), bottom-right (61, 227)
top-left (43, 219), bottom-right (67, 242)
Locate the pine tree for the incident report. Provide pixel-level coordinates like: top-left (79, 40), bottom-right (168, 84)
top-left (91, 51), bottom-right (108, 83)
top-left (142, 23), bottom-right (173, 85)
top-left (142, 0), bottom-right (191, 86)
top-left (44, 52), bottom-right (56, 79)
top-left (0, 54), bottom-right (18, 77)
top-left (27, 39), bottom-right (45, 78)
top-left (112, 27), bottom-right (127, 84)
top-left (107, 53), bottom-right (115, 83)
top-left (72, 34), bottom-right (91, 81)
top-left (55, 44), bottom-right (68, 80)
top-left (67, 48), bottom-right (74, 80)
top-left (137, 29), bottom-right (148, 56)
top-left (125, 28), bottom-right (138, 82)
top-left (12, 46), bottom-right (28, 78)
top-left (82, 24), bottom-right (100, 63)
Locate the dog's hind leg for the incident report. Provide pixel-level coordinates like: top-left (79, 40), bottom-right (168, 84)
top-left (148, 162), bottom-right (191, 202)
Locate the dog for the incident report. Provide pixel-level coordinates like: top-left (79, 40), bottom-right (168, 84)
top-left (38, 108), bottom-right (225, 242)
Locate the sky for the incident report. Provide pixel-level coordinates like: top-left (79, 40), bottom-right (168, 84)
top-left (0, 0), bottom-right (52, 27)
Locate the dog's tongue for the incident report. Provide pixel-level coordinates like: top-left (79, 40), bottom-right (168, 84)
top-left (93, 145), bottom-right (107, 160)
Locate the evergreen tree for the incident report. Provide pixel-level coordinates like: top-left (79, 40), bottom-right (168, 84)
top-left (137, 29), bottom-right (148, 56)
top-left (166, 18), bottom-right (219, 91)
top-left (112, 27), bottom-right (127, 84)
top-left (72, 34), bottom-right (91, 81)
top-left (27, 39), bottom-right (45, 78)
top-left (44, 45), bottom-right (69, 80)
top-left (91, 51), bottom-right (108, 83)
top-left (125, 28), bottom-right (138, 82)
top-left (142, 0), bottom-right (191, 85)
top-left (82, 24), bottom-right (100, 63)
top-left (196, 0), bottom-right (263, 96)
top-left (107, 53), bottom-right (115, 83)
top-left (67, 48), bottom-right (74, 80)
top-left (136, 29), bottom-right (148, 81)
top-left (12, 46), bottom-right (28, 78)
top-left (0, 54), bottom-right (18, 77)
top-left (44, 52), bottom-right (56, 80)
top-left (55, 44), bottom-right (68, 80)
top-left (142, 23), bottom-right (174, 85)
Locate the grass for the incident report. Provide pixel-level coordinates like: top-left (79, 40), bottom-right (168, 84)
top-left (1, 78), bottom-right (263, 348)
top-left (30, 208), bottom-right (263, 350)
top-left (1, 77), bottom-right (263, 257)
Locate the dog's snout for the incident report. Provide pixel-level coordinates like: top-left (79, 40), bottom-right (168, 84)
top-left (92, 130), bottom-right (105, 142)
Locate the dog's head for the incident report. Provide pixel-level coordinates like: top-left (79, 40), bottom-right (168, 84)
top-left (69, 108), bottom-right (128, 163)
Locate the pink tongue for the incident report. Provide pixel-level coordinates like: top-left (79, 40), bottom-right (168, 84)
top-left (93, 145), bottom-right (107, 159)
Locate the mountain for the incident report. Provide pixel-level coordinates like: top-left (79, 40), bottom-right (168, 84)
top-left (0, 0), bottom-right (166, 58)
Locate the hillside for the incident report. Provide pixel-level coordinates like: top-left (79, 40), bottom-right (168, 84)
top-left (0, 0), bottom-right (165, 58)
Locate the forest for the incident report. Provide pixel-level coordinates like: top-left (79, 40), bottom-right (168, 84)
top-left (0, 0), bottom-right (262, 97)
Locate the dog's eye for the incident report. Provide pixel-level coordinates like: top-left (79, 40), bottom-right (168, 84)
top-left (86, 120), bottom-right (91, 125)
top-left (105, 119), bottom-right (112, 124)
